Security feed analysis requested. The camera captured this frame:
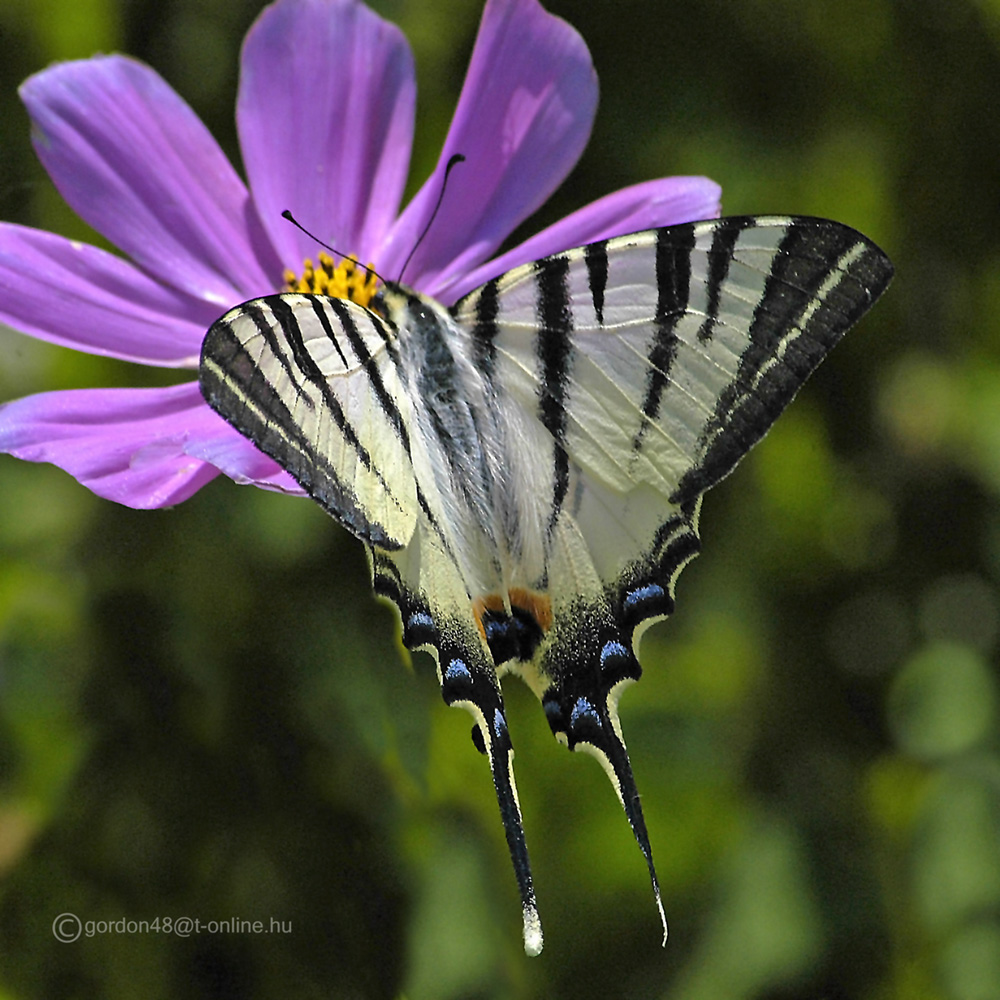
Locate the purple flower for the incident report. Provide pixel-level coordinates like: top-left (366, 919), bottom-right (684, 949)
top-left (0, 0), bottom-right (720, 509)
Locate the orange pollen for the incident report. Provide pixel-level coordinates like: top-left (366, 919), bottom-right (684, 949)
top-left (282, 251), bottom-right (378, 308)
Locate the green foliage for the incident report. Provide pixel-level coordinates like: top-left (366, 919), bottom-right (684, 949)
top-left (1, 0), bottom-right (999, 997)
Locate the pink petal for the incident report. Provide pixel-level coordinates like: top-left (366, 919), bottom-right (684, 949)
top-left (238, 0), bottom-right (416, 269)
top-left (445, 176), bottom-right (723, 301)
top-left (0, 380), bottom-right (304, 506)
top-left (0, 382), bottom-right (217, 507)
top-left (21, 56), bottom-right (281, 307)
top-left (0, 223), bottom-right (219, 367)
top-left (380, 0), bottom-right (597, 295)
top-left (0, 381), bottom-right (303, 508)
top-left (183, 421), bottom-right (305, 496)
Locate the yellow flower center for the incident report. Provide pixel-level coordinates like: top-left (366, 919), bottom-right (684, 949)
top-left (282, 252), bottom-right (378, 309)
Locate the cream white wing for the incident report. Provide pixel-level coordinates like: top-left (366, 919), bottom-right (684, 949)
top-left (200, 292), bottom-right (418, 550)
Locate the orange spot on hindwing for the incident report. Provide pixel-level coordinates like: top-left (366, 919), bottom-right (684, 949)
top-left (473, 588), bottom-right (552, 664)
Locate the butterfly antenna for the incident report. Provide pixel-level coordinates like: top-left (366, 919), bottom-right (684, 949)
top-left (280, 210), bottom-right (389, 287)
top-left (398, 152), bottom-right (466, 283)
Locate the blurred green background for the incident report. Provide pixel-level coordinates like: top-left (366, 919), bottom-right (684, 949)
top-left (1, 0), bottom-right (999, 997)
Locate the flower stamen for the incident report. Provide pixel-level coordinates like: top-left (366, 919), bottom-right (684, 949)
top-left (282, 252), bottom-right (378, 308)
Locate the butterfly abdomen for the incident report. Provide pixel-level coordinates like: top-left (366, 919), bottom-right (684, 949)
top-left (380, 283), bottom-right (552, 595)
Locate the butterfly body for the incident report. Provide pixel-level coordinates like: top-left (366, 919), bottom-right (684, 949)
top-left (199, 216), bottom-right (893, 955)
top-left (376, 282), bottom-right (552, 602)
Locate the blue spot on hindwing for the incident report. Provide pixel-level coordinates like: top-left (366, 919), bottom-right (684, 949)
top-left (493, 708), bottom-right (508, 741)
top-left (570, 697), bottom-right (601, 732)
top-left (444, 658), bottom-right (472, 682)
top-left (483, 618), bottom-right (506, 641)
top-left (600, 640), bottom-right (630, 669)
top-left (624, 583), bottom-right (665, 608)
top-left (541, 694), bottom-right (565, 736)
top-left (597, 637), bottom-right (641, 686)
top-left (406, 609), bottom-right (438, 647)
top-left (479, 603), bottom-right (546, 665)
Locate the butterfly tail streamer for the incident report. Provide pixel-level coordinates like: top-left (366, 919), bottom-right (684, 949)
top-left (574, 700), bottom-right (669, 945)
top-left (438, 639), bottom-right (544, 957)
top-left (370, 547), bottom-right (544, 956)
top-left (538, 619), bottom-right (669, 944)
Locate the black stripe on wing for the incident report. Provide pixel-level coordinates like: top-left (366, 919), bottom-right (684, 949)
top-left (631, 225), bottom-right (696, 451)
top-left (671, 218), bottom-right (894, 505)
top-left (321, 296), bottom-right (413, 459)
top-left (698, 216), bottom-right (755, 342)
top-left (584, 240), bottom-right (609, 325)
top-left (470, 276), bottom-right (501, 378)
top-left (534, 255), bottom-right (573, 526)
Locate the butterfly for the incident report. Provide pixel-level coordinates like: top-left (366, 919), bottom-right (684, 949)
top-left (199, 215), bottom-right (893, 955)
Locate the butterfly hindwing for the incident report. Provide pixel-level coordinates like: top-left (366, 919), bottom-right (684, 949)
top-left (369, 536), bottom-right (544, 955)
top-left (198, 215), bottom-right (893, 954)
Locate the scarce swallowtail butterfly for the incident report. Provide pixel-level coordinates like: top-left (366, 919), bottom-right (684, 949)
top-left (199, 215), bottom-right (893, 956)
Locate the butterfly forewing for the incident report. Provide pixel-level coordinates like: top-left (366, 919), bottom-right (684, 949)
top-left (454, 217), bottom-right (889, 510)
top-left (199, 215), bottom-right (893, 955)
top-left (201, 292), bottom-right (418, 549)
